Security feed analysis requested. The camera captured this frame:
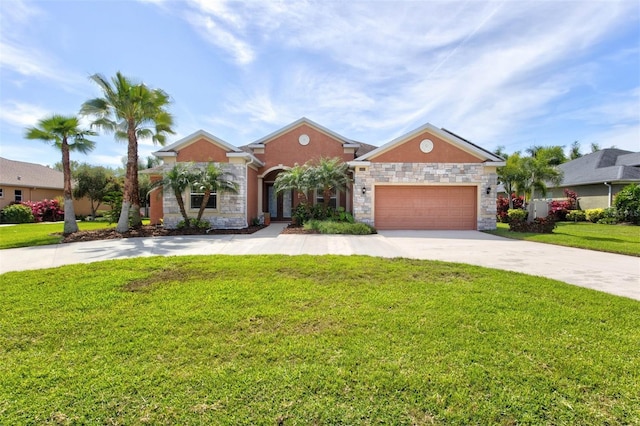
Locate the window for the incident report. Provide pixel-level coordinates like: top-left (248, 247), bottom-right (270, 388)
top-left (190, 192), bottom-right (217, 210)
top-left (315, 189), bottom-right (338, 208)
top-left (14, 189), bottom-right (22, 202)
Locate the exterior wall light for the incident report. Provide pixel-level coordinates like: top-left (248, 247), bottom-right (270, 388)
top-left (486, 186), bottom-right (491, 195)
top-left (362, 186), bottom-right (367, 195)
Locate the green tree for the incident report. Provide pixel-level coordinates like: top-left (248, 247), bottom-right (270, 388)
top-left (73, 163), bottom-right (120, 218)
top-left (569, 141), bottom-right (582, 160)
top-left (590, 142), bottom-right (601, 153)
top-left (274, 163), bottom-right (314, 205)
top-left (614, 183), bottom-right (640, 224)
top-left (193, 164), bottom-right (238, 222)
top-left (312, 157), bottom-right (350, 207)
top-left (497, 152), bottom-right (527, 209)
top-left (81, 72), bottom-right (175, 233)
top-left (518, 146), bottom-right (563, 203)
top-left (152, 164), bottom-right (196, 227)
top-left (25, 115), bottom-right (96, 234)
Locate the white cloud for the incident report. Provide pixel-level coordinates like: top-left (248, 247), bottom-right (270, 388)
top-left (0, 101), bottom-right (50, 128)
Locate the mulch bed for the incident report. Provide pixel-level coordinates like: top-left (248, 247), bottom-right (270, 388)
top-left (280, 224), bottom-right (319, 234)
top-left (61, 224), bottom-right (267, 244)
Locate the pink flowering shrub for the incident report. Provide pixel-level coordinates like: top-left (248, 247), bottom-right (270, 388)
top-left (496, 194), bottom-right (524, 223)
top-left (22, 199), bottom-right (64, 222)
top-left (549, 189), bottom-right (579, 221)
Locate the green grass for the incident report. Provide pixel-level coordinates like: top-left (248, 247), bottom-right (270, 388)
top-left (1, 255), bottom-right (638, 424)
top-left (486, 222), bottom-right (640, 257)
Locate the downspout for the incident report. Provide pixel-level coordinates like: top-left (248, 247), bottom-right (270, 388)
top-left (245, 156), bottom-right (254, 228)
top-left (604, 182), bottom-right (612, 208)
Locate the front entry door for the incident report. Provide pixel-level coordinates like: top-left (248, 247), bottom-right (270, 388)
top-left (267, 184), bottom-right (292, 221)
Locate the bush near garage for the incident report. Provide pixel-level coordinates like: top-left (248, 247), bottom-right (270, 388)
top-left (507, 209), bottom-right (556, 233)
top-left (614, 183), bottom-right (640, 225)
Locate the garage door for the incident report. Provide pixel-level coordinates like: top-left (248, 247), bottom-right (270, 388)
top-left (375, 186), bottom-right (477, 230)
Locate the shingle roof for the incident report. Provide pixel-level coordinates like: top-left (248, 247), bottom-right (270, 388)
top-left (557, 149), bottom-right (640, 186)
top-left (0, 157), bottom-right (64, 189)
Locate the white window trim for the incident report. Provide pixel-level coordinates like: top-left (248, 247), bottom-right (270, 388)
top-left (188, 189), bottom-right (218, 212)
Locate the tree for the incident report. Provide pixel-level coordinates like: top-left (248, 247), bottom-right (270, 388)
top-left (274, 163), bottom-right (314, 204)
top-left (25, 115), bottom-right (96, 234)
top-left (614, 183), bottom-right (640, 224)
top-left (73, 163), bottom-right (120, 218)
top-left (81, 72), bottom-right (175, 233)
top-left (590, 142), bottom-right (601, 153)
top-left (312, 157), bottom-right (350, 207)
top-left (152, 164), bottom-right (196, 227)
top-left (569, 141), bottom-right (582, 160)
top-left (518, 146), bottom-right (563, 203)
top-left (497, 152), bottom-right (526, 209)
top-left (193, 164), bottom-right (238, 222)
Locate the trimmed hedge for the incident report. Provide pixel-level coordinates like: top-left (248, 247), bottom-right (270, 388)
top-left (304, 220), bottom-right (376, 235)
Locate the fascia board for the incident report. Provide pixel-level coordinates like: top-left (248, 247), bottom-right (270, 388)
top-left (156, 129), bottom-right (241, 153)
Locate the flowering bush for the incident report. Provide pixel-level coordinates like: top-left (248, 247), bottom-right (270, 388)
top-left (496, 194), bottom-right (524, 223)
top-left (22, 199), bottom-right (63, 222)
top-left (549, 189), bottom-right (579, 221)
top-left (509, 214), bottom-right (556, 233)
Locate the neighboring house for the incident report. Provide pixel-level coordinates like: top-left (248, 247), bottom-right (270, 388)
top-left (548, 149), bottom-right (640, 210)
top-left (0, 157), bottom-right (96, 216)
top-left (149, 117), bottom-right (504, 230)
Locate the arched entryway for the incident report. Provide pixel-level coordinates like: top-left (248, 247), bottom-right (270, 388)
top-left (262, 169), bottom-right (293, 221)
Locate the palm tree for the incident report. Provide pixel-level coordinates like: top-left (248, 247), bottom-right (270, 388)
top-left (25, 115), bottom-right (96, 235)
top-left (193, 164), bottom-right (238, 222)
top-left (274, 163), bottom-right (314, 204)
top-left (313, 157), bottom-right (350, 207)
top-left (569, 141), bottom-right (582, 160)
top-left (81, 72), bottom-right (175, 233)
top-left (518, 147), bottom-right (563, 204)
top-left (152, 164), bottom-right (196, 227)
top-left (497, 152), bottom-right (526, 209)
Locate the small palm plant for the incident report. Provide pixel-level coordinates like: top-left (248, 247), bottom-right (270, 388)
top-left (274, 163), bottom-right (314, 204)
top-left (153, 164), bottom-right (197, 228)
top-left (313, 157), bottom-right (350, 207)
top-left (25, 115), bottom-right (96, 235)
top-left (193, 164), bottom-right (238, 222)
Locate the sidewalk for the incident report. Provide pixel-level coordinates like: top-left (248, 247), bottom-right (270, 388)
top-left (1, 224), bottom-right (638, 301)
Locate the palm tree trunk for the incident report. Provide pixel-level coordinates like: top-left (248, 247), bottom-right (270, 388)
top-left (61, 140), bottom-right (79, 235)
top-left (127, 124), bottom-right (142, 228)
top-left (196, 190), bottom-right (210, 222)
top-left (116, 201), bottom-right (131, 232)
top-left (176, 194), bottom-right (190, 227)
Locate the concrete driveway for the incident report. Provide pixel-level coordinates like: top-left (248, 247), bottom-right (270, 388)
top-left (1, 224), bottom-right (638, 301)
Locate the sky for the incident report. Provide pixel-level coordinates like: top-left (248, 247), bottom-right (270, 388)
top-left (1, 0), bottom-right (639, 169)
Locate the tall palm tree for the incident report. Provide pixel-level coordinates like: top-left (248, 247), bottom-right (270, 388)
top-left (497, 152), bottom-right (526, 209)
top-left (81, 72), bottom-right (175, 233)
top-left (152, 164), bottom-right (197, 227)
top-left (193, 164), bottom-right (238, 222)
top-left (313, 157), bottom-right (350, 207)
top-left (25, 115), bottom-right (96, 234)
top-left (518, 147), bottom-right (563, 203)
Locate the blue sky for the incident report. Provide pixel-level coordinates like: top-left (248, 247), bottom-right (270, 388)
top-left (1, 0), bottom-right (638, 168)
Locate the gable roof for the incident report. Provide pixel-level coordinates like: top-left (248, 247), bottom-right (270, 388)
top-left (247, 117), bottom-right (356, 146)
top-left (354, 123), bottom-right (504, 163)
top-left (0, 157), bottom-right (64, 189)
top-left (153, 130), bottom-right (263, 165)
top-left (557, 149), bottom-right (640, 186)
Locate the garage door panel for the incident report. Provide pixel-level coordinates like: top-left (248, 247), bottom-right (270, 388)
top-left (375, 186), bottom-right (476, 230)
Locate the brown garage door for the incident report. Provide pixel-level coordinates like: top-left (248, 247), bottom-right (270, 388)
top-left (375, 185), bottom-right (477, 230)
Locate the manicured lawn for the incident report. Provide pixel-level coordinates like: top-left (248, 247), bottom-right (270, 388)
top-left (1, 255), bottom-right (638, 424)
top-left (486, 222), bottom-right (640, 257)
top-left (0, 221), bottom-right (151, 250)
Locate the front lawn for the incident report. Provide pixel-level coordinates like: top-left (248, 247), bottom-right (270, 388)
top-left (486, 222), bottom-right (640, 256)
top-left (0, 221), bottom-right (119, 249)
top-left (1, 255), bottom-right (638, 424)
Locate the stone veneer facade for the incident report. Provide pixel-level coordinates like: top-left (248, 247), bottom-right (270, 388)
top-left (352, 163), bottom-right (498, 230)
top-left (161, 163), bottom-right (247, 229)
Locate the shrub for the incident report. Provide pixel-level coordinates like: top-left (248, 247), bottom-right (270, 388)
top-left (507, 209), bottom-right (527, 222)
top-left (1, 203), bottom-right (35, 223)
top-left (496, 194), bottom-right (524, 223)
top-left (177, 218), bottom-right (210, 230)
top-left (566, 210), bottom-right (586, 222)
top-left (22, 199), bottom-right (63, 222)
top-left (597, 207), bottom-right (618, 225)
top-left (585, 208), bottom-right (605, 223)
top-left (304, 220), bottom-right (376, 235)
top-left (509, 215), bottom-right (556, 233)
top-left (614, 183), bottom-right (640, 224)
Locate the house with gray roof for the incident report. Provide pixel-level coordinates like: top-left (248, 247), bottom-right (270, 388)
top-left (547, 149), bottom-right (640, 209)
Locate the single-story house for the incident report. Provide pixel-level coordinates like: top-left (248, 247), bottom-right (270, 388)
top-left (0, 157), bottom-right (97, 216)
top-left (149, 117), bottom-right (504, 230)
top-left (547, 149), bottom-right (640, 210)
